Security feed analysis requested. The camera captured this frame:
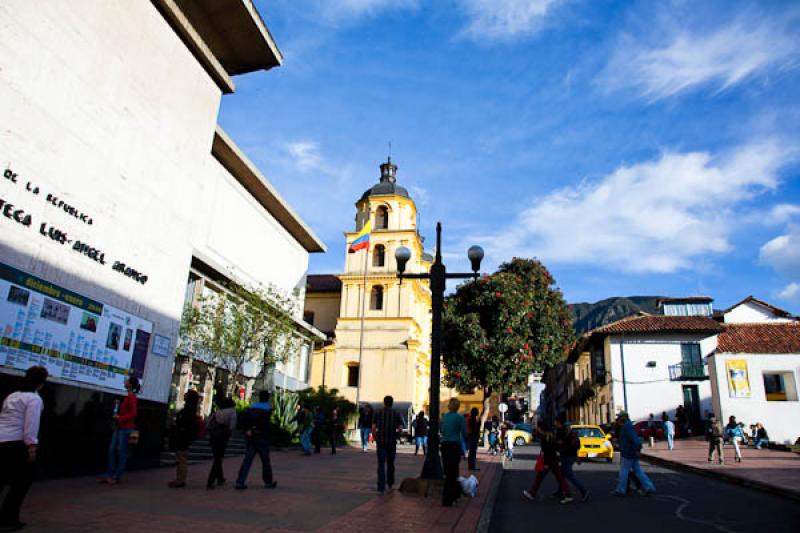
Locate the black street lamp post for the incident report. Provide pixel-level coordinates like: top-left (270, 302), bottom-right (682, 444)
top-left (395, 222), bottom-right (484, 479)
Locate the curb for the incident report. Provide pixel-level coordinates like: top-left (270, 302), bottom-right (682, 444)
top-left (475, 458), bottom-right (503, 533)
top-left (641, 453), bottom-right (800, 503)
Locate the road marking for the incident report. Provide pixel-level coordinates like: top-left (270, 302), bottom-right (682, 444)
top-left (654, 494), bottom-right (739, 533)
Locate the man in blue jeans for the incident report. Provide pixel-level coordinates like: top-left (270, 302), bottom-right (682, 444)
top-left (554, 414), bottom-right (590, 501)
top-left (235, 390), bottom-right (277, 490)
top-left (372, 395), bottom-right (404, 494)
top-left (613, 412), bottom-right (656, 496)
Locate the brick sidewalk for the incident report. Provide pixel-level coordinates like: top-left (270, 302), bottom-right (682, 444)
top-left (20, 446), bottom-right (500, 532)
top-left (641, 438), bottom-right (800, 501)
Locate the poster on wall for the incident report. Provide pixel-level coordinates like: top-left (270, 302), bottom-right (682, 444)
top-left (725, 359), bottom-right (751, 398)
top-left (0, 261), bottom-right (152, 391)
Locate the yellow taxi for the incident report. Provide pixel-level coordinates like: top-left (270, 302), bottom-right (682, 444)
top-left (571, 424), bottom-right (614, 462)
top-left (507, 423), bottom-right (534, 446)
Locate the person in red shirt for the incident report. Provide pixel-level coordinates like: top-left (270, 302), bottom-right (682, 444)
top-left (102, 376), bottom-right (139, 485)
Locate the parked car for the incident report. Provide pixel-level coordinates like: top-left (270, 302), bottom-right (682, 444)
top-left (508, 422), bottom-right (534, 446)
top-left (571, 424), bottom-right (614, 462)
top-left (634, 420), bottom-right (681, 441)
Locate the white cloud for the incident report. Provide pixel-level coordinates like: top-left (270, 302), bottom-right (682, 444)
top-left (760, 225), bottom-right (800, 302)
top-left (767, 204), bottom-right (800, 225)
top-left (310, 0), bottom-right (418, 25)
top-left (458, 0), bottom-right (563, 40)
top-left (600, 15), bottom-right (799, 100)
top-left (285, 141), bottom-right (323, 171)
top-left (409, 185), bottom-right (429, 205)
top-left (778, 282), bottom-right (800, 301)
top-left (472, 141), bottom-right (792, 274)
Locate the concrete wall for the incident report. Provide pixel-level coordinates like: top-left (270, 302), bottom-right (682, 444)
top-left (608, 333), bottom-right (717, 423)
top-left (723, 302), bottom-right (794, 324)
top-left (709, 352), bottom-right (800, 444)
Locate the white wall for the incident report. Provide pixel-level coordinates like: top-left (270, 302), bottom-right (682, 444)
top-left (723, 302), bottom-right (794, 324)
top-left (709, 353), bottom-right (800, 444)
top-left (608, 333), bottom-right (717, 423)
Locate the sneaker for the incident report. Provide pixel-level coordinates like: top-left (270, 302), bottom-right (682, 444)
top-left (264, 481), bottom-right (277, 489)
top-left (522, 489), bottom-right (535, 501)
top-left (581, 489), bottom-right (591, 502)
top-left (559, 496), bottom-right (574, 505)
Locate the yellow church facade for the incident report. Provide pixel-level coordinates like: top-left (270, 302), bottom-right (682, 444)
top-left (305, 159), bottom-right (434, 413)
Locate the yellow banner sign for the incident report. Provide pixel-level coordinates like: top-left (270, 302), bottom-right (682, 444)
top-left (726, 359), bottom-right (751, 398)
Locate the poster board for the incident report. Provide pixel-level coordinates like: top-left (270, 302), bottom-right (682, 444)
top-left (0, 262), bottom-right (152, 391)
top-left (725, 358), bottom-right (751, 398)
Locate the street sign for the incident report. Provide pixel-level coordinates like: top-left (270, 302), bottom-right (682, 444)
top-left (498, 402), bottom-right (508, 413)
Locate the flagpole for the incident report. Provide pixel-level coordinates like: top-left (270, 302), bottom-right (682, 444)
top-left (354, 210), bottom-right (370, 422)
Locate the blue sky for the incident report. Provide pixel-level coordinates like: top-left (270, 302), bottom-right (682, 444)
top-left (219, 0), bottom-right (800, 312)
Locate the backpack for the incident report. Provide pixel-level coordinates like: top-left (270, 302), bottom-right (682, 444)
top-left (711, 421), bottom-right (723, 439)
top-left (207, 411), bottom-right (231, 442)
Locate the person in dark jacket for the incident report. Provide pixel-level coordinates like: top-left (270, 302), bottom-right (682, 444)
top-left (358, 404), bottom-right (373, 452)
top-left (169, 390), bottom-right (201, 488)
top-left (467, 408), bottom-right (481, 471)
top-left (327, 408), bottom-right (340, 455)
top-left (523, 419), bottom-right (572, 504)
top-left (554, 414), bottom-right (589, 501)
top-left (372, 396), bottom-right (404, 494)
top-left (235, 390), bottom-right (277, 490)
top-left (313, 406), bottom-right (326, 454)
top-left (414, 411), bottom-right (429, 456)
top-left (613, 412), bottom-right (656, 496)
top-left (206, 397), bottom-right (237, 489)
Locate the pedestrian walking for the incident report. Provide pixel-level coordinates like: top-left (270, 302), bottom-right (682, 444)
top-left (299, 405), bottom-right (313, 456)
top-left (467, 407), bottom-right (481, 471)
top-left (327, 408), bottom-right (340, 455)
top-left (612, 412), bottom-right (656, 496)
top-left (663, 413), bottom-right (675, 451)
top-left (168, 390), bottom-right (202, 488)
top-left (504, 422), bottom-right (514, 461)
top-left (235, 390), bottom-right (277, 490)
top-left (102, 375), bottom-right (140, 485)
top-left (707, 414), bottom-right (724, 464)
top-left (647, 413), bottom-right (657, 448)
top-left (0, 366), bottom-right (48, 530)
top-left (487, 417), bottom-right (499, 456)
top-left (206, 397), bottom-right (237, 489)
top-left (523, 419), bottom-right (572, 504)
top-left (441, 398), bottom-right (468, 507)
top-left (676, 405), bottom-right (688, 437)
top-left (725, 416), bottom-right (744, 463)
top-left (413, 411), bottom-right (428, 456)
top-left (358, 404), bottom-right (373, 452)
top-left (754, 423), bottom-right (769, 449)
top-left (312, 406), bottom-right (326, 454)
top-left (499, 421), bottom-right (508, 457)
top-left (554, 414), bottom-right (589, 501)
top-left (372, 395), bottom-right (404, 495)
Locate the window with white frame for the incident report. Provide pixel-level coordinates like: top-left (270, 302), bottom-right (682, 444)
top-left (763, 371), bottom-right (798, 401)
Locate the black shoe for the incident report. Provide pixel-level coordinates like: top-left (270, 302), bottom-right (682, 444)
top-left (264, 481), bottom-right (277, 489)
top-left (206, 484), bottom-right (215, 490)
top-left (235, 484), bottom-right (247, 490)
top-left (218, 478), bottom-right (226, 486)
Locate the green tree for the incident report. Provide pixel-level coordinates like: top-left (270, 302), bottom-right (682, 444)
top-left (442, 257), bottom-right (574, 395)
top-left (179, 280), bottom-right (301, 396)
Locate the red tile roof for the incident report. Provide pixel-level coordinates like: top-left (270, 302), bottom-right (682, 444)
top-left (596, 314), bottom-right (723, 335)
top-left (306, 274), bottom-right (342, 293)
top-left (717, 323), bottom-right (800, 354)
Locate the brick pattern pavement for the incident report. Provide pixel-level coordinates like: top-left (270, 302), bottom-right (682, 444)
top-left (19, 445), bottom-right (500, 532)
top-left (641, 437), bottom-right (800, 500)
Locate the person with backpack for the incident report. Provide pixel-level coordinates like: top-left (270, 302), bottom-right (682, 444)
top-left (169, 390), bottom-right (203, 488)
top-left (235, 390), bottom-right (277, 490)
top-left (102, 375), bottom-right (140, 485)
top-left (612, 411), bottom-right (656, 496)
top-left (725, 415), bottom-right (744, 463)
top-left (413, 411), bottom-right (428, 456)
top-left (206, 397), bottom-right (237, 489)
top-left (554, 414), bottom-right (589, 501)
top-left (523, 419), bottom-right (572, 504)
top-left (707, 414), bottom-right (724, 464)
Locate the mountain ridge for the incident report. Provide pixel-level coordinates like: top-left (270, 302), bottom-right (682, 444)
top-left (569, 296), bottom-right (664, 335)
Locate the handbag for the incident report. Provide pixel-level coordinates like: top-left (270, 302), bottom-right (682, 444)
top-left (128, 429), bottom-right (140, 445)
top-left (534, 454), bottom-right (545, 473)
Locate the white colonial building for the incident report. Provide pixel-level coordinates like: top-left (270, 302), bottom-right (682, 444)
top-left (0, 0), bottom-right (324, 475)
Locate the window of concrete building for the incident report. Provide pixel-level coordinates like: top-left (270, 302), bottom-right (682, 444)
top-left (763, 371), bottom-right (798, 401)
top-left (346, 364), bottom-right (360, 387)
top-left (375, 206), bottom-right (389, 229)
top-left (373, 244), bottom-right (386, 267)
top-left (371, 285), bottom-right (384, 310)
top-left (303, 311), bottom-right (315, 326)
top-left (592, 347), bottom-right (606, 385)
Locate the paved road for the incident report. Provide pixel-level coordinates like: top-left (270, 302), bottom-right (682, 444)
top-left (489, 445), bottom-right (800, 533)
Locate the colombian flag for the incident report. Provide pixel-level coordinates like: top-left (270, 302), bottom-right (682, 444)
top-left (348, 220), bottom-right (372, 253)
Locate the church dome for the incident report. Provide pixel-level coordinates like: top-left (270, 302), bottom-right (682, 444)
top-left (359, 157), bottom-right (411, 201)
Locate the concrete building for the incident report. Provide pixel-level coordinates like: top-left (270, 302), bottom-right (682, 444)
top-left (0, 0), bottom-right (323, 476)
top-left (708, 298), bottom-right (800, 444)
